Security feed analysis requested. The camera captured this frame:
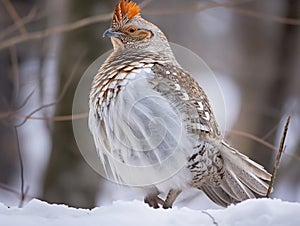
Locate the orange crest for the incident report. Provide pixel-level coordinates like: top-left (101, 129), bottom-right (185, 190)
top-left (112, 0), bottom-right (140, 28)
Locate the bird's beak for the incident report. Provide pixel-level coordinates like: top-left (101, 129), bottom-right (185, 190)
top-left (102, 28), bottom-right (121, 38)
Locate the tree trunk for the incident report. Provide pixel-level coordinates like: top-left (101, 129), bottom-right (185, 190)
top-left (42, 0), bottom-right (112, 208)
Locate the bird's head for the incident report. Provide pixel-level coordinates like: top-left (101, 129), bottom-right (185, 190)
top-left (103, 0), bottom-right (171, 54)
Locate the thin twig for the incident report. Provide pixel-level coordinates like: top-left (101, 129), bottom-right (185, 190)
top-left (9, 46), bottom-right (20, 102)
top-left (0, 183), bottom-right (34, 200)
top-left (13, 126), bottom-right (25, 207)
top-left (143, 0), bottom-right (300, 26)
top-left (0, 6), bottom-right (38, 40)
top-left (0, 112), bottom-right (11, 119)
top-left (16, 89), bottom-right (36, 110)
top-left (143, 0), bottom-right (254, 15)
top-left (0, 111), bottom-right (87, 121)
top-left (261, 120), bottom-right (281, 140)
top-left (15, 54), bottom-right (83, 127)
top-left (228, 129), bottom-right (277, 151)
top-left (228, 6), bottom-right (300, 26)
top-left (0, 89), bottom-right (35, 121)
top-left (227, 129), bottom-right (300, 161)
top-left (0, 182), bottom-right (21, 197)
top-left (266, 116), bottom-right (291, 197)
top-left (16, 112), bottom-right (88, 121)
top-left (0, 12), bottom-right (112, 50)
top-left (2, 0), bottom-right (28, 34)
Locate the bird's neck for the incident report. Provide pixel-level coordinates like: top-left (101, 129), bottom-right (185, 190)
top-left (108, 45), bottom-right (179, 67)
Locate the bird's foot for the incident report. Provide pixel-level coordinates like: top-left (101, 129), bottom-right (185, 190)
top-left (144, 194), bottom-right (164, 209)
top-left (162, 189), bottom-right (182, 209)
top-left (144, 189), bottom-right (182, 209)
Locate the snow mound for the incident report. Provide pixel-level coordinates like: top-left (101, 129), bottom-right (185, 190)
top-left (0, 198), bottom-right (299, 226)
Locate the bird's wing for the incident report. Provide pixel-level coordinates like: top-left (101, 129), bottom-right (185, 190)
top-left (151, 63), bottom-right (222, 140)
top-left (89, 66), bottom-right (194, 188)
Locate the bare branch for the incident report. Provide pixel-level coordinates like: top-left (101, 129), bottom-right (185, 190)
top-left (227, 129), bottom-right (277, 151)
top-left (227, 129), bottom-right (300, 161)
top-left (13, 126), bottom-right (25, 207)
top-left (0, 183), bottom-right (33, 201)
top-left (266, 116), bottom-right (291, 197)
top-left (142, 0), bottom-right (255, 15)
top-left (2, 0), bottom-right (27, 34)
top-left (9, 46), bottom-right (20, 101)
top-left (0, 13), bottom-right (112, 50)
top-left (261, 120), bottom-right (281, 140)
top-left (143, 0), bottom-right (300, 25)
top-left (15, 54), bottom-right (83, 127)
top-left (0, 6), bottom-right (38, 40)
top-left (0, 111), bottom-right (87, 122)
top-left (0, 111), bottom-right (11, 119)
top-left (228, 6), bottom-right (300, 26)
top-left (16, 89), bottom-right (36, 110)
top-left (1, 0), bottom-right (300, 50)
top-left (16, 112), bottom-right (88, 122)
top-left (0, 182), bottom-right (21, 197)
top-left (0, 89), bottom-right (35, 121)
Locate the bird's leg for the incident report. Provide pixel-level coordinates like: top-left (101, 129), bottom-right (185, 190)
top-left (144, 192), bottom-right (164, 209)
top-left (162, 189), bottom-right (182, 209)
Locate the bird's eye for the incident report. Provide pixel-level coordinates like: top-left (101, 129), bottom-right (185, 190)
top-left (126, 26), bottom-right (137, 33)
top-left (129, 27), bottom-right (136, 33)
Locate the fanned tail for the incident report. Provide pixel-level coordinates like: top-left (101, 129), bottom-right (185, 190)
top-left (201, 141), bottom-right (272, 207)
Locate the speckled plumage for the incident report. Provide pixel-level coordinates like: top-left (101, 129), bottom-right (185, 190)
top-left (89, 0), bottom-right (271, 208)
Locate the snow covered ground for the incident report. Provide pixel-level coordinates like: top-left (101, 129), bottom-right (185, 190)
top-left (0, 198), bottom-right (299, 226)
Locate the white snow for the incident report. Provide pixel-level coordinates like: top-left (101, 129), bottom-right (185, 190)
top-left (0, 198), bottom-right (299, 226)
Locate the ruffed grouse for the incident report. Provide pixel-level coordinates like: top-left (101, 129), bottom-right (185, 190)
top-left (89, 0), bottom-right (271, 208)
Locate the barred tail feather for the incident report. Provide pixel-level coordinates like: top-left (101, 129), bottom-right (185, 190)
top-left (221, 142), bottom-right (272, 181)
top-left (201, 142), bottom-right (272, 207)
top-left (201, 185), bottom-right (234, 207)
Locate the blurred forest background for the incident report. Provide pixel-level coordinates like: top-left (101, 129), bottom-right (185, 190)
top-left (0, 0), bottom-right (299, 209)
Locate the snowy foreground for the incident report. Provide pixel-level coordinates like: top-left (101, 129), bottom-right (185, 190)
top-left (1, 198), bottom-right (300, 226)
